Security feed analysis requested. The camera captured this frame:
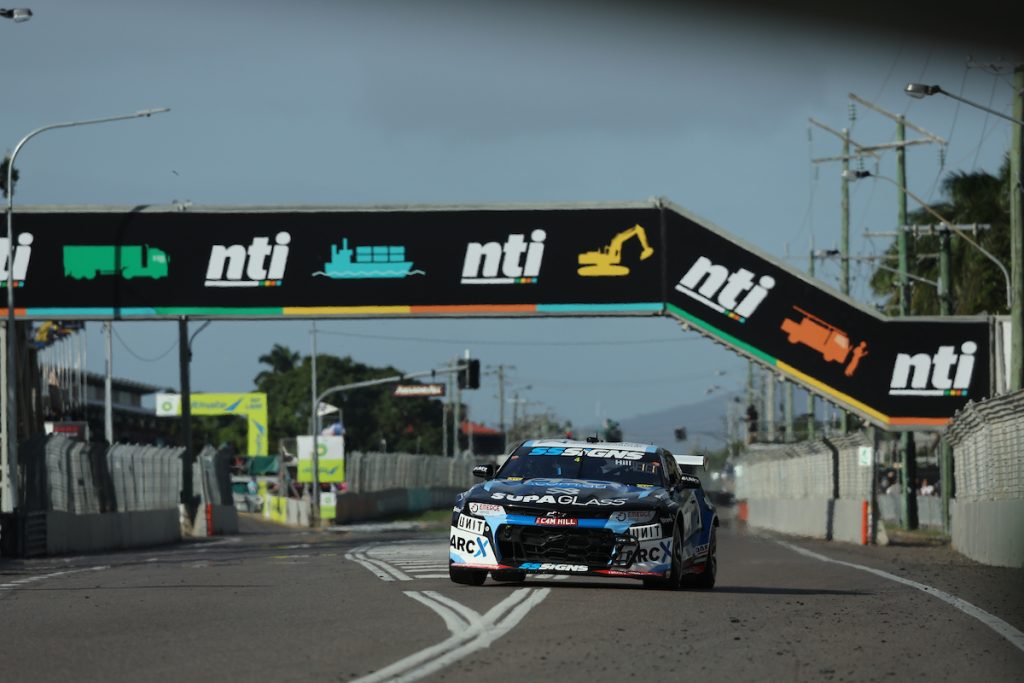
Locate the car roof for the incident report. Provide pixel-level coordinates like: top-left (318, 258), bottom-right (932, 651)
top-left (519, 439), bottom-right (662, 453)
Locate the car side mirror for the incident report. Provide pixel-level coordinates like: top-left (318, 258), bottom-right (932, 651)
top-left (472, 464), bottom-right (495, 480)
top-left (678, 473), bottom-right (702, 489)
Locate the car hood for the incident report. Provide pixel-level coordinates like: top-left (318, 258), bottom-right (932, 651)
top-left (465, 478), bottom-right (668, 510)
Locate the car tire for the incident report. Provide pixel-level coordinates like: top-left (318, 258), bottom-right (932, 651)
top-left (692, 527), bottom-right (717, 590)
top-left (642, 518), bottom-right (683, 590)
top-left (449, 565), bottom-right (488, 586)
top-left (491, 569), bottom-right (527, 583)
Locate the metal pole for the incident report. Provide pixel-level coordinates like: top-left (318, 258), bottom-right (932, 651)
top-left (807, 241), bottom-right (816, 440)
top-left (3, 107), bottom-right (170, 520)
top-left (178, 318), bottom-right (193, 510)
top-left (764, 372), bottom-right (775, 442)
top-left (784, 380), bottom-right (793, 443)
top-left (452, 362), bottom-right (461, 457)
top-left (310, 321), bottom-right (319, 527)
top-left (104, 322), bottom-right (114, 443)
top-left (498, 365), bottom-right (506, 453)
top-left (0, 321), bottom-right (8, 513)
top-left (1010, 66), bottom-right (1023, 391)
top-left (441, 375), bottom-right (448, 457)
top-left (896, 124), bottom-right (918, 531)
top-left (839, 129), bottom-right (850, 434)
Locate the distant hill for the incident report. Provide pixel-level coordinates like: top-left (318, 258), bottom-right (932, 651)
top-left (617, 392), bottom-right (742, 452)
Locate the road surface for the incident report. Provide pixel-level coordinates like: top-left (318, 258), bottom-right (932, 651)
top-left (1, 515), bottom-right (1021, 682)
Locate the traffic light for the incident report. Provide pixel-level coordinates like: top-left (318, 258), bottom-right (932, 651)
top-left (458, 359), bottom-right (480, 389)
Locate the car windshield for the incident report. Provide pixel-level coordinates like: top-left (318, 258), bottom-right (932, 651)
top-left (497, 444), bottom-right (665, 487)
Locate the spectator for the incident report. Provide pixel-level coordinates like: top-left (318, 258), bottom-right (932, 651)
top-left (919, 478), bottom-right (936, 496)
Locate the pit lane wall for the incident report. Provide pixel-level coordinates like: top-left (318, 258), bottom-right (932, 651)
top-left (945, 390), bottom-right (1024, 568)
top-left (259, 452), bottom-right (477, 527)
top-left (734, 433), bottom-right (874, 544)
top-left (9, 435), bottom-right (184, 556)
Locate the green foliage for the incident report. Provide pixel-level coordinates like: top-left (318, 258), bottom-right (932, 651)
top-left (0, 155), bottom-right (18, 198)
top-left (252, 346), bottom-right (446, 454)
top-left (869, 162), bottom-right (1011, 315)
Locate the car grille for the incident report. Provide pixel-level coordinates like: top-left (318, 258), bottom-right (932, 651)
top-left (496, 524), bottom-right (633, 566)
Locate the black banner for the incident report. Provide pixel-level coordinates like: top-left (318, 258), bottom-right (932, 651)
top-left (662, 203), bottom-right (989, 425)
top-left (6, 202), bottom-right (992, 429)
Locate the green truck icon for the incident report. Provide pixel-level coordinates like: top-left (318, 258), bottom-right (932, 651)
top-left (63, 244), bottom-right (170, 280)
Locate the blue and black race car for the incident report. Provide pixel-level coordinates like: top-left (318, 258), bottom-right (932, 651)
top-left (449, 438), bottom-right (718, 588)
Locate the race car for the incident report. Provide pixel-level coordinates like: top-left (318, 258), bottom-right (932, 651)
top-left (449, 438), bottom-right (718, 588)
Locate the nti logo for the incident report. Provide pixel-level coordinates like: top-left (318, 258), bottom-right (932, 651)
top-left (889, 342), bottom-right (977, 397)
top-left (205, 232), bottom-right (290, 288)
top-left (0, 233), bottom-right (34, 286)
top-left (461, 230), bottom-right (545, 285)
top-left (674, 256), bottom-right (774, 322)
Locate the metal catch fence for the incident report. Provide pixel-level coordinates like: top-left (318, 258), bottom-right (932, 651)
top-left (945, 390), bottom-right (1024, 503)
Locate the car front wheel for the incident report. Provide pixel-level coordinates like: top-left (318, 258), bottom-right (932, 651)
top-left (449, 565), bottom-right (488, 586)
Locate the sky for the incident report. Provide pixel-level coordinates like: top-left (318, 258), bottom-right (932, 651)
top-left (4, 1), bottom-right (1018, 440)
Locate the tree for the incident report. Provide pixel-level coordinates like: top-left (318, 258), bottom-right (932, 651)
top-left (251, 348), bottom-right (446, 455)
top-left (869, 161), bottom-right (1011, 316)
top-left (1, 155), bottom-right (18, 198)
top-left (254, 343), bottom-right (301, 384)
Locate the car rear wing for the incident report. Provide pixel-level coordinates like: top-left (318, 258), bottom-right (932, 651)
top-left (672, 454), bottom-right (707, 471)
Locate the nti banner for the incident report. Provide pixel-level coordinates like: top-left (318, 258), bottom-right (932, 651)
top-left (10, 205), bottom-right (663, 316)
top-left (6, 202), bottom-right (992, 430)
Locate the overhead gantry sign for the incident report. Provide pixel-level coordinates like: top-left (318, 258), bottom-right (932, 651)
top-left (8, 200), bottom-right (992, 431)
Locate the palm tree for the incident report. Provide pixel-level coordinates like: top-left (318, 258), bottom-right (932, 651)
top-left (870, 161), bottom-right (1010, 316)
top-left (254, 344), bottom-right (301, 384)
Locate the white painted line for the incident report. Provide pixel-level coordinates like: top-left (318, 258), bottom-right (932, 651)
top-left (361, 556), bottom-right (412, 581)
top-left (405, 591), bottom-right (469, 635)
top-left (351, 587), bottom-right (549, 683)
top-left (776, 540), bottom-right (1024, 655)
top-left (0, 565), bottom-right (108, 591)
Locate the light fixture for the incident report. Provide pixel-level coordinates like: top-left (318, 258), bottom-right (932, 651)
top-left (904, 83), bottom-right (941, 99)
top-left (0, 8), bottom-right (32, 22)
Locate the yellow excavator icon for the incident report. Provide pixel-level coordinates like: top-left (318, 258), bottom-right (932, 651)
top-left (577, 224), bottom-right (655, 277)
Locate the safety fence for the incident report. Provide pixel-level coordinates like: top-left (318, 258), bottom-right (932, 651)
top-left (9, 434), bottom-right (186, 556)
top-left (945, 389), bottom-right (1024, 568)
top-left (343, 451), bottom-right (477, 493)
top-left (20, 435), bottom-right (182, 514)
top-left (734, 433), bottom-right (875, 544)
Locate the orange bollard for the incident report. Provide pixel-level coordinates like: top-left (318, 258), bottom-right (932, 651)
top-left (206, 503), bottom-right (215, 537)
top-left (861, 499), bottom-right (869, 545)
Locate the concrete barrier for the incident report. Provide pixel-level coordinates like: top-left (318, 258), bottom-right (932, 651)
top-left (952, 499), bottom-right (1024, 568)
top-left (44, 509), bottom-right (180, 555)
top-left (745, 498), bottom-right (831, 538)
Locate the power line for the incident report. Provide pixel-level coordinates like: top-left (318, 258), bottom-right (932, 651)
top-left (113, 325), bottom-right (178, 362)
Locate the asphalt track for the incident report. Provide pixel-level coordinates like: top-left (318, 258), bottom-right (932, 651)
top-left (1, 515), bottom-right (1021, 682)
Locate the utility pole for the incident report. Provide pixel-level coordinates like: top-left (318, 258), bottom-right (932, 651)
top-left (309, 321), bottom-right (319, 527)
top-left (104, 321), bottom-right (114, 443)
top-left (178, 318), bottom-right (194, 514)
top-left (497, 365), bottom-right (506, 453)
top-left (807, 238), bottom-right (816, 440)
top-left (452, 359), bottom-right (461, 457)
top-left (784, 380), bottom-right (793, 443)
top-left (1011, 65), bottom-right (1023, 392)
top-left (441, 373), bottom-right (448, 457)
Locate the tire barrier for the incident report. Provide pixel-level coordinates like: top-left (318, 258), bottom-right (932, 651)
top-left (945, 390), bottom-right (1024, 568)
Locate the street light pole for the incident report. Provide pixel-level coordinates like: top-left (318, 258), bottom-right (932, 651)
top-left (907, 75), bottom-right (1023, 391)
top-left (1, 108), bottom-right (169, 515)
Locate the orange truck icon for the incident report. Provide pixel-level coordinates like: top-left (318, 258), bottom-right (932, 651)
top-left (780, 306), bottom-right (852, 364)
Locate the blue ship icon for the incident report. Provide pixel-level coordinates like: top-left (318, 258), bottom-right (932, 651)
top-left (314, 239), bottom-right (425, 279)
